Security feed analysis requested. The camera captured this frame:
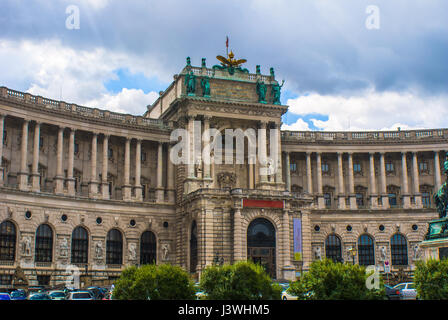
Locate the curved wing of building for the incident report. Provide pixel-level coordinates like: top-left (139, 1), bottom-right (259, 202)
top-left (0, 57), bottom-right (445, 287)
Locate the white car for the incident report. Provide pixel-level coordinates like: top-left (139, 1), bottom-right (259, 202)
top-left (394, 282), bottom-right (417, 300)
top-left (279, 283), bottom-right (298, 300)
top-left (66, 291), bottom-right (94, 300)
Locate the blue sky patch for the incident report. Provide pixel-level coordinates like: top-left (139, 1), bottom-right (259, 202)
top-left (105, 68), bottom-right (169, 94)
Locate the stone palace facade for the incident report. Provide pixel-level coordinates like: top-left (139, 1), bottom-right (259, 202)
top-left (0, 56), bottom-right (445, 287)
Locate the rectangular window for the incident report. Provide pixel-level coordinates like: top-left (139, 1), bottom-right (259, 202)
top-left (422, 192), bottom-right (431, 207)
top-left (0, 274), bottom-right (12, 286)
top-left (322, 163), bottom-right (329, 173)
top-left (354, 163), bottom-right (362, 173)
top-left (74, 143), bottom-right (79, 154)
top-left (324, 193), bottom-right (331, 208)
top-left (37, 275), bottom-right (50, 286)
top-left (388, 193), bottom-right (397, 207)
top-left (141, 152), bottom-right (147, 162)
top-left (108, 148), bottom-right (113, 159)
top-left (39, 137), bottom-right (44, 149)
top-left (386, 162), bottom-right (394, 172)
top-left (3, 130), bottom-right (7, 145)
top-left (419, 162), bottom-right (428, 173)
top-left (290, 163), bottom-right (297, 172)
top-left (356, 193), bottom-right (364, 207)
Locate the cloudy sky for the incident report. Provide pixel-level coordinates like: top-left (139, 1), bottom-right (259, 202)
top-left (0, 0), bottom-right (447, 131)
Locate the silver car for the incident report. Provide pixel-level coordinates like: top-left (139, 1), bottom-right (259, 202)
top-left (394, 282), bottom-right (417, 300)
top-left (66, 291), bottom-right (94, 300)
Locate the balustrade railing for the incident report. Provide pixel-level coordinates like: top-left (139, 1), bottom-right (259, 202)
top-left (1, 86), bottom-right (170, 129)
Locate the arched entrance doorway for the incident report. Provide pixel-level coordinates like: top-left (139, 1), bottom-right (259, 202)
top-left (247, 218), bottom-right (276, 279)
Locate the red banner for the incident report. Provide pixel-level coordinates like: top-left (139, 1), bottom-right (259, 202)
top-left (243, 199), bottom-right (284, 209)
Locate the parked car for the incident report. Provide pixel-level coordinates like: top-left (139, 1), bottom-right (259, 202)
top-left (10, 290), bottom-right (27, 300)
top-left (86, 286), bottom-right (106, 300)
top-left (48, 290), bottom-right (66, 300)
top-left (66, 291), bottom-right (94, 300)
top-left (0, 293), bottom-right (11, 300)
top-left (28, 293), bottom-right (52, 300)
top-left (393, 282), bottom-right (417, 300)
top-left (385, 284), bottom-right (401, 300)
top-left (279, 283), bottom-right (298, 300)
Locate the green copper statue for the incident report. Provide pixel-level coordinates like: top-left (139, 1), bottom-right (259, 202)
top-left (271, 80), bottom-right (284, 105)
top-left (201, 76), bottom-right (210, 97)
top-left (256, 79), bottom-right (267, 103)
top-left (435, 155), bottom-right (448, 218)
top-left (185, 71), bottom-right (196, 95)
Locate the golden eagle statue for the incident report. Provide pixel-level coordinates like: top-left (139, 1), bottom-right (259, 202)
top-left (216, 51), bottom-right (247, 68)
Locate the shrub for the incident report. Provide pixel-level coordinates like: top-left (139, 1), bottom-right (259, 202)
top-left (200, 261), bottom-right (281, 300)
top-left (414, 259), bottom-right (448, 299)
top-left (113, 264), bottom-right (196, 300)
top-left (288, 259), bottom-right (385, 300)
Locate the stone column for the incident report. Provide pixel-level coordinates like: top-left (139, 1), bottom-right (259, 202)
top-left (434, 151), bottom-right (442, 193)
top-left (187, 116), bottom-right (195, 178)
top-left (285, 152), bottom-right (291, 191)
top-left (54, 126), bottom-right (65, 194)
top-left (401, 152), bottom-right (411, 208)
top-left (369, 152), bottom-right (378, 209)
top-left (316, 152), bottom-right (324, 208)
top-left (18, 119), bottom-right (29, 191)
top-left (337, 152), bottom-right (346, 209)
top-left (156, 142), bottom-right (164, 203)
top-left (258, 121), bottom-right (268, 184)
top-left (0, 114), bottom-right (4, 186)
top-left (101, 134), bottom-right (109, 199)
top-left (274, 123), bottom-right (283, 184)
top-left (348, 152), bottom-right (357, 209)
top-left (31, 122), bottom-right (41, 192)
top-left (134, 139), bottom-right (142, 201)
top-left (233, 208), bottom-right (243, 262)
top-left (204, 209), bottom-right (214, 266)
top-left (412, 152), bottom-right (422, 208)
top-left (282, 210), bottom-right (291, 267)
top-left (379, 152), bottom-right (389, 209)
top-left (306, 152), bottom-right (313, 195)
top-left (88, 132), bottom-right (99, 197)
top-left (67, 128), bottom-right (76, 196)
top-left (122, 137), bottom-right (132, 200)
top-left (203, 116), bottom-right (211, 179)
top-left (167, 143), bottom-right (175, 203)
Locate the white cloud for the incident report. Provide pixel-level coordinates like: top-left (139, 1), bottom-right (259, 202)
top-left (281, 118), bottom-right (311, 131)
top-left (86, 88), bottom-right (158, 115)
top-left (285, 89), bottom-right (448, 131)
top-left (0, 39), bottom-right (162, 115)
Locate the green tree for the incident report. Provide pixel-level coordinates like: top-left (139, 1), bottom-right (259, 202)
top-left (113, 264), bottom-right (196, 300)
top-left (288, 259), bottom-right (385, 300)
top-left (200, 260), bottom-right (282, 300)
top-left (414, 259), bottom-right (448, 299)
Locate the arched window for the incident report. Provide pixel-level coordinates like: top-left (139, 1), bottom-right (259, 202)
top-left (0, 221), bottom-right (16, 261)
top-left (35, 224), bottom-right (53, 263)
top-left (391, 234), bottom-right (408, 266)
top-left (71, 226), bottom-right (88, 264)
top-left (106, 229), bottom-right (123, 265)
top-left (140, 231), bottom-right (157, 265)
top-left (247, 218), bottom-right (276, 279)
top-left (190, 221), bottom-right (198, 273)
top-left (325, 234), bottom-right (342, 262)
top-left (358, 234), bottom-right (375, 266)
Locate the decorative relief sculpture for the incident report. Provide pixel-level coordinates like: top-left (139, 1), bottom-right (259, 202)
top-left (413, 244), bottom-right (421, 260)
top-left (128, 243), bottom-right (137, 261)
top-left (22, 236), bottom-right (31, 256)
top-left (95, 241), bottom-right (103, 259)
top-left (314, 246), bottom-right (322, 260)
top-left (59, 237), bottom-right (69, 258)
top-left (162, 243), bottom-right (170, 261)
top-left (217, 172), bottom-right (236, 189)
top-left (379, 246), bottom-right (387, 262)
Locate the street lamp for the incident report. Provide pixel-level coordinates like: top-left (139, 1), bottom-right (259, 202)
top-left (349, 247), bottom-right (357, 265)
